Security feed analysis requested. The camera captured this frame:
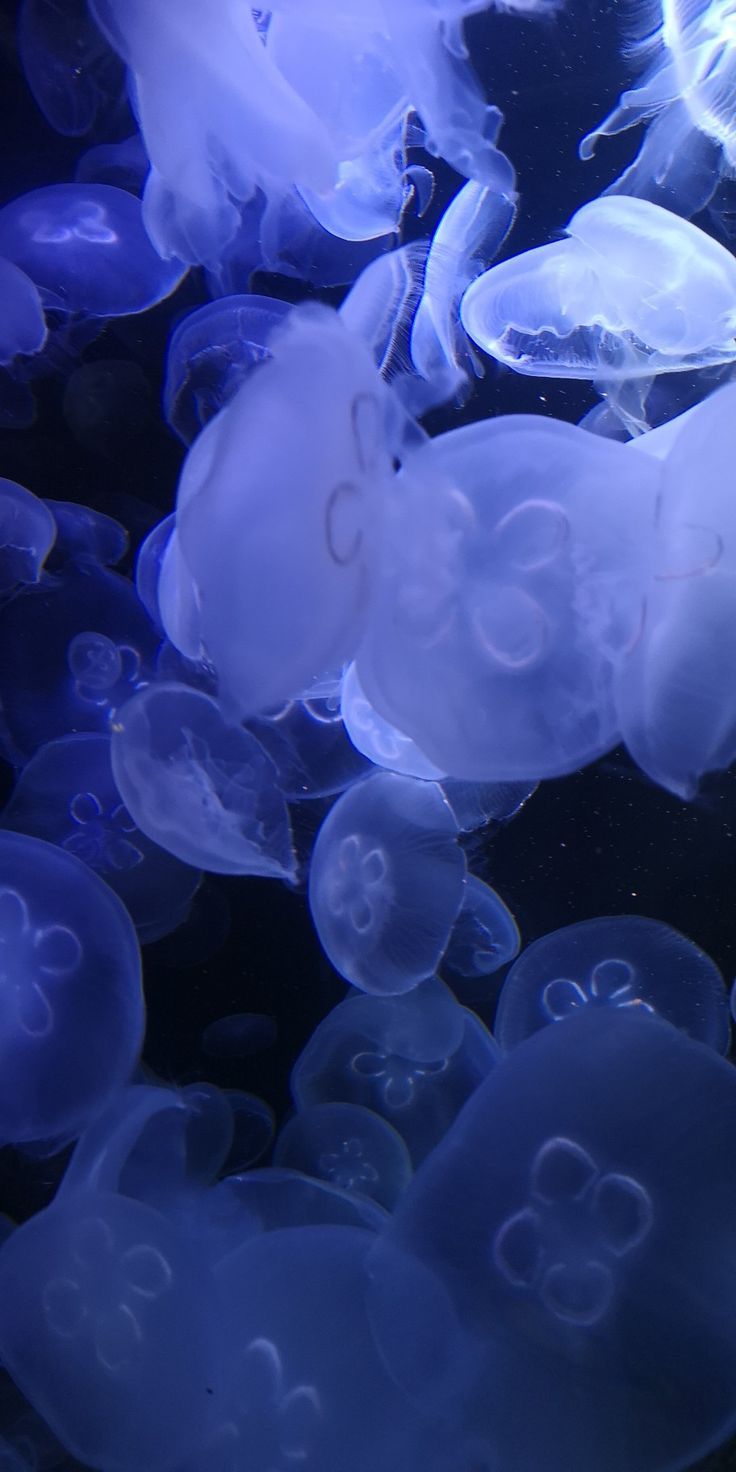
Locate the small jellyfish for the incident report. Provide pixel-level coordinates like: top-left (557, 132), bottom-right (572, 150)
top-left (0, 477), bottom-right (56, 592)
top-left (442, 874), bottom-right (521, 982)
top-left (0, 831), bottom-right (143, 1144)
top-left (250, 695), bottom-right (372, 801)
top-left (17, 0), bottom-right (125, 138)
top-left (274, 1102), bottom-right (412, 1211)
top-left (110, 682), bottom-right (296, 879)
top-left (308, 772), bottom-right (467, 995)
top-left (44, 498), bottom-right (128, 568)
top-left (0, 184), bottom-right (186, 316)
top-left (163, 295), bottom-right (292, 446)
top-left (202, 1013), bottom-right (277, 1061)
top-left (0, 259), bottom-right (47, 365)
top-left (340, 661), bottom-right (446, 780)
top-left (493, 914), bottom-right (729, 1052)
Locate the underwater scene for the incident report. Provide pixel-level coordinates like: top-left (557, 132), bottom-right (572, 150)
top-left (4, 0), bottom-right (736, 1469)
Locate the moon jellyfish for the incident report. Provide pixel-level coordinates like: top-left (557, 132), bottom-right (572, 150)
top-left (0, 1192), bottom-right (220, 1472)
top-left (291, 978), bottom-right (500, 1164)
top-left (45, 499), bottom-right (128, 569)
top-left (340, 661), bottom-right (446, 780)
top-left (63, 360), bottom-right (155, 460)
top-left (170, 306), bottom-right (396, 717)
top-left (250, 697), bottom-right (372, 801)
top-left (163, 295), bottom-right (292, 447)
top-left (0, 478), bottom-right (55, 593)
top-left (614, 381), bottom-right (736, 795)
top-left (442, 874), bottom-right (521, 981)
top-left (370, 1007), bottom-right (736, 1472)
top-left (17, 0), bottom-right (124, 139)
top-left (494, 914), bottom-right (728, 1052)
top-left (460, 196), bottom-right (736, 380)
top-left (274, 1102), bottom-right (412, 1210)
top-left (308, 772), bottom-right (467, 995)
top-left (1, 733), bottom-right (201, 943)
top-left (357, 414), bottom-right (657, 780)
top-left (0, 260), bottom-right (47, 365)
top-left (0, 184), bottom-right (186, 316)
top-left (0, 831), bottom-right (143, 1144)
top-left (110, 682), bottom-right (296, 879)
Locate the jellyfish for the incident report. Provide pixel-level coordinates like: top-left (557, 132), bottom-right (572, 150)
top-left (1, 733), bottom-right (201, 943)
top-left (62, 359), bottom-right (155, 460)
top-left (356, 412), bottom-right (658, 780)
top-left (340, 661), bottom-right (446, 780)
top-left (45, 498), bottom-right (128, 569)
top-left (308, 771), bottom-right (467, 995)
top-left (163, 294), bottom-right (292, 447)
top-left (203, 1168), bottom-right (389, 1262)
top-left (0, 184), bottom-right (186, 316)
top-left (0, 478), bottom-right (55, 593)
top-left (290, 978), bottom-right (500, 1164)
top-left (369, 1006), bottom-right (736, 1472)
top-left (0, 260), bottom-right (47, 367)
top-left (0, 831), bottom-right (143, 1144)
top-left (110, 682), bottom-right (297, 879)
top-left (250, 696), bottom-right (373, 801)
top-left (169, 305), bottom-right (397, 717)
top-left (273, 1102), bottom-right (412, 1210)
top-left (493, 914), bottom-right (728, 1051)
top-left (17, 0), bottom-right (125, 138)
top-left (442, 873), bottom-right (521, 982)
top-left (201, 1012), bottom-right (277, 1061)
top-left (461, 196), bottom-right (736, 385)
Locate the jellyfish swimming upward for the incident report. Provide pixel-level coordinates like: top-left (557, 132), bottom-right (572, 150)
top-left (3, 3), bottom-right (736, 1472)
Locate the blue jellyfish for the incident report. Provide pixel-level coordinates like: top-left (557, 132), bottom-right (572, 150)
top-left (163, 295), bottom-right (292, 447)
top-left (0, 260), bottom-right (47, 366)
top-left (110, 682), bottom-right (297, 879)
top-left (274, 1101), bottom-right (412, 1210)
top-left (308, 772), bottom-right (467, 995)
top-left (0, 478), bottom-right (55, 593)
top-left (442, 874), bottom-right (521, 982)
top-left (202, 1012), bottom-right (277, 1061)
top-left (17, 0), bottom-right (125, 138)
top-left (0, 184), bottom-right (186, 315)
top-left (369, 1006), bottom-right (736, 1472)
top-left (0, 831), bottom-right (143, 1144)
top-left (494, 913), bottom-right (728, 1051)
top-left (1, 733), bottom-right (201, 943)
top-left (249, 695), bottom-right (372, 801)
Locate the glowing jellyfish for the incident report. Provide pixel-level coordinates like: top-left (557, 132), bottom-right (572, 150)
top-left (461, 196), bottom-right (736, 380)
top-left (494, 914), bottom-right (728, 1051)
top-left (442, 874), bottom-right (521, 982)
top-left (0, 477), bottom-right (55, 592)
top-left (273, 1101), bottom-right (412, 1210)
top-left (308, 772), bottom-right (467, 995)
top-left (0, 832), bottom-right (143, 1144)
top-left (163, 295), bottom-right (292, 447)
top-left (0, 184), bottom-right (186, 315)
top-left (0, 260), bottom-right (47, 365)
top-left (370, 1006), bottom-right (736, 1472)
top-left (110, 682), bottom-right (296, 879)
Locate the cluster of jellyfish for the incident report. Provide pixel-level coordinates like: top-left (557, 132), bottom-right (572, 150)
top-left (2, 1), bottom-right (736, 1471)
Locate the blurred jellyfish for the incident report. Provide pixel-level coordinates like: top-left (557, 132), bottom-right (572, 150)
top-left (250, 697), bottom-right (372, 801)
top-left (2, 733), bottom-right (201, 943)
top-left (0, 831), bottom-right (143, 1144)
top-left (110, 682), bottom-right (297, 879)
top-left (0, 478), bottom-right (55, 593)
top-left (45, 498), bottom-right (128, 569)
top-left (63, 359), bottom-right (155, 459)
top-left (17, 0), bottom-right (125, 138)
top-left (494, 914), bottom-right (728, 1051)
top-left (369, 1006), bottom-right (736, 1472)
top-left (202, 1013), bottom-right (277, 1061)
top-left (0, 260), bottom-right (47, 366)
top-left (274, 1102), bottom-right (412, 1210)
top-left (0, 184), bottom-right (186, 315)
top-left (308, 772), bottom-right (467, 995)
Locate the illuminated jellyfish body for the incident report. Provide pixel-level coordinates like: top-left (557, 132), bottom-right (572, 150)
top-left (442, 874), bottom-right (521, 982)
top-left (0, 1191), bottom-right (220, 1472)
top-left (0, 260), bottom-right (47, 366)
top-left (250, 696), bottom-right (372, 801)
top-left (0, 832), bottom-right (142, 1144)
top-left (1, 733), bottom-right (201, 942)
top-left (290, 977), bottom-right (500, 1164)
top-left (494, 914), bottom-right (728, 1051)
top-left (369, 1007), bottom-right (736, 1472)
top-left (202, 1012), bottom-right (277, 1062)
top-left (273, 1101), bottom-right (412, 1210)
top-left (110, 683), bottom-right (296, 879)
top-left (210, 1226), bottom-right (457, 1472)
top-left (580, 1), bottom-right (736, 217)
top-left (340, 661), bottom-right (445, 780)
top-left (163, 295), bottom-right (292, 447)
top-left (356, 413), bottom-right (658, 780)
top-left (166, 306), bottom-right (396, 717)
top-left (88, 0), bottom-right (339, 266)
top-left (308, 772), bottom-right (467, 995)
top-left (204, 1168), bottom-right (388, 1263)
top-left (0, 478), bottom-right (55, 593)
top-left (615, 382), bottom-right (736, 795)
top-left (0, 185), bottom-right (186, 315)
top-left (0, 560), bottom-right (157, 761)
top-left (460, 196), bottom-right (736, 381)
top-left (45, 498), bottom-right (128, 570)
